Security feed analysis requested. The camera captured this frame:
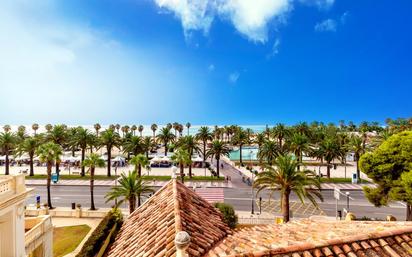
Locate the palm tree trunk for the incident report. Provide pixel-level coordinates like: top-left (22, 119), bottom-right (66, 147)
top-left (90, 168), bottom-right (96, 210)
top-left (129, 196), bottom-right (136, 214)
top-left (55, 162), bottom-right (60, 176)
top-left (327, 161), bottom-right (331, 178)
top-left (138, 193), bottom-right (141, 207)
top-left (47, 164), bottom-right (53, 209)
top-left (29, 154), bottom-right (34, 176)
top-left (279, 136), bottom-right (283, 149)
top-left (216, 158), bottom-right (220, 177)
top-left (203, 141), bottom-right (206, 163)
top-left (239, 145), bottom-right (243, 165)
top-left (5, 153), bottom-right (9, 175)
top-left (138, 164), bottom-right (142, 177)
top-left (107, 146), bottom-right (112, 177)
top-left (282, 189), bottom-right (290, 222)
top-left (355, 154), bottom-right (360, 184)
top-left (165, 142), bottom-right (168, 156)
top-left (81, 148), bottom-right (86, 177)
top-left (180, 163), bottom-right (184, 183)
top-left (407, 203), bottom-right (412, 221)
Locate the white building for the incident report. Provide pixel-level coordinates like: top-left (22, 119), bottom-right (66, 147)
top-left (0, 174), bottom-right (53, 257)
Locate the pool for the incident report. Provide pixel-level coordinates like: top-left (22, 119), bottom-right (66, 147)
top-left (229, 147), bottom-right (259, 161)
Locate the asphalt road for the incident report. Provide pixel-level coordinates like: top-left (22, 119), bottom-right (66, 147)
top-left (26, 184), bottom-right (408, 221)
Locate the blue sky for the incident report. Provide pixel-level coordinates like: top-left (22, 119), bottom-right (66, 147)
top-left (0, 0), bottom-right (411, 125)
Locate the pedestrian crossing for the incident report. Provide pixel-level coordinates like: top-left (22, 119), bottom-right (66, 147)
top-left (195, 188), bottom-right (225, 203)
top-left (321, 183), bottom-right (375, 190)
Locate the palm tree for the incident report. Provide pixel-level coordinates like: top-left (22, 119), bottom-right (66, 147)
top-left (171, 148), bottom-right (192, 183)
top-left (157, 127), bottom-right (175, 156)
top-left (231, 128), bottom-right (249, 166)
top-left (123, 136), bottom-right (142, 157)
top-left (348, 135), bottom-right (365, 183)
top-left (16, 135), bottom-right (42, 176)
top-left (271, 123), bottom-right (290, 149)
top-left (318, 138), bottom-right (342, 178)
top-left (131, 125), bottom-right (137, 136)
top-left (17, 125), bottom-right (27, 142)
top-left (105, 171), bottom-right (154, 213)
top-left (32, 123), bottom-right (39, 135)
top-left (94, 123), bottom-right (101, 136)
top-left (150, 124), bottom-right (158, 139)
top-left (0, 132), bottom-right (16, 175)
top-left (177, 136), bottom-right (200, 178)
top-left (254, 154), bottom-right (323, 222)
top-left (186, 122), bottom-right (191, 136)
top-left (82, 153), bottom-right (106, 210)
top-left (173, 122), bottom-right (180, 137)
top-left (46, 125), bottom-right (67, 175)
top-left (254, 133), bottom-right (266, 149)
top-left (257, 140), bottom-right (280, 166)
top-left (138, 125), bottom-right (144, 137)
top-left (206, 140), bottom-right (230, 177)
top-left (45, 124), bottom-right (53, 132)
top-left (121, 125), bottom-right (130, 138)
top-left (100, 129), bottom-right (121, 177)
top-left (3, 125), bottom-right (11, 132)
top-left (115, 124), bottom-right (121, 134)
top-left (196, 126), bottom-right (213, 165)
top-left (36, 142), bottom-right (62, 209)
top-left (130, 154), bottom-right (150, 177)
top-left (71, 127), bottom-right (93, 176)
top-left (141, 136), bottom-right (154, 158)
top-left (286, 133), bottom-right (309, 170)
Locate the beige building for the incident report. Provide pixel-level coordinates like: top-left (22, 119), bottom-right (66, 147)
top-left (0, 174), bottom-right (53, 257)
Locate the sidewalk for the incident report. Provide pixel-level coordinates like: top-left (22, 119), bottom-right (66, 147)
top-left (25, 179), bottom-right (233, 188)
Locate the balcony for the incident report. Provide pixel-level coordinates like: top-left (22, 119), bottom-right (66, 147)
top-left (25, 215), bottom-right (53, 256)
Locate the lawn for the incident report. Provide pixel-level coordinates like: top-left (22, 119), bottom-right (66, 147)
top-left (28, 174), bottom-right (224, 181)
top-left (53, 225), bottom-right (91, 257)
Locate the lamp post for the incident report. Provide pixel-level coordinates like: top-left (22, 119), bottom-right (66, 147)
top-left (114, 163), bottom-right (118, 206)
top-left (250, 150), bottom-right (255, 215)
top-left (346, 192), bottom-right (350, 211)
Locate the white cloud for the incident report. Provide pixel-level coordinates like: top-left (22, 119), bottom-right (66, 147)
top-left (340, 11), bottom-right (349, 24)
top-left (229, 71), bottom-right (240, 83)
top-left (299, 0), bottom-right (335, 9)
top-left (208, 64), bottom-right (215, 71)
top-left (314, 19), bottom-right (337, 32)
top-left (267, 38), bottom-right (281, 58)
top-left (153, 0), bottom-right (297, 43)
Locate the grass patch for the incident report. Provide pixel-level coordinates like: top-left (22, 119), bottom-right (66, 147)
top-left (143, 175), bottom-right (225, 181)
top-left (53, 225), bottom-right (91, 257)
top-left (320, 177), bottom-right (368, 184)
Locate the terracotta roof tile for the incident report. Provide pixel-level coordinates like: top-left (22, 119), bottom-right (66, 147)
top-left (108, 180), bottom-right (230, 257)
top-left (206, 220), bottom-right (412, 257)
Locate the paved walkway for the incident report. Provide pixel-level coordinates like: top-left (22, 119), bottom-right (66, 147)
top-left (25, 179), bottom-right (232, 188)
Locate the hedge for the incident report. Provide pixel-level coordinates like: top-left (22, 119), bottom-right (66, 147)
top-left (214, 202), bottom-right (238, 229)
top-left (76, 208), bottom-right (123, 257)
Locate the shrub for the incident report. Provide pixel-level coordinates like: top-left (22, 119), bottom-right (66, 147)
top-left (76, 208), bottom-right (123, 257)
top-left (214, 202), bottom-right (238, 229)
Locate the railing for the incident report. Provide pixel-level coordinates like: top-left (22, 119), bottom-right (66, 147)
top-left (238, 217), bottom-right (276, 225)
top-left (25, 215), bottom-right (52, 247)
top-left (0, 176), bottom-right (14, 199)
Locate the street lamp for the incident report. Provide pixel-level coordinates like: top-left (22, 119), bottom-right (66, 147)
top-left (346, 192), bottom-right (350, 211)
top-left (250, 150), bottom-right (255, 215)
top-left (114, 162), bottom-right (118, 206)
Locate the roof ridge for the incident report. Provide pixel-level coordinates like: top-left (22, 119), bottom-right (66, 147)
top-left (173, 179), bottom-right (183, 233)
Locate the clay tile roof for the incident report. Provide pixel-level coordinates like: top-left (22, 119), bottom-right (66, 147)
top-left (205, 220), bottom-right (412, 257)
top-left (107, 179), bottom-right (231, 257)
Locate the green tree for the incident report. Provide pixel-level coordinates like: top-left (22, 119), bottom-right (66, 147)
top-left (122, 136), bottom-right (143, 157)
top-left (348, 135), bottom-right (365, 182)
top-left (82, 153), bottom-right (106, 210)
top-left (360, 131), bottom-right (412, 220)
top-left (318, 137), bottom-right (342, 178)
top-left (186, 122), bottom-right (191, 136)
top-left (231, 128), bottom-right (249, 166)
top-left (254, 154), bottom-right (323, 222)
top-left (171, 148), bottom-right (192, 183)
top-left (46, 125), bottom-right (67, 175)
top-left (157, 127), bottom-right (175, 156)
top-left (130, 154), bottom-right (150, 177)
top-left (93, 123), bottom-right (101, 136)
top-left (141, 136), bottom-right (154, 158)
top-left (138, 125), bottom-right (144, 137)
top-left (36, 142), bottom-right (62, 209)
top-left (105, 171), bottom-right (154, 213)
top-left (99, 129), bottom-right (121, 177)
top-left (196, 126), bottom-right (213, 165)
top-left (150, 124), bottom-right (158, 139)
top-left (71, 127), bottom-right (94, 176)
top-left (0, 132), bottom-right (17, 175)
top-left (32, 123), bottom-right (39, 135)
top-left (206, 140), bottom-right (230, 177)
top-left (177, 135), bottom-right (200, 178)
top-left (15, 135), bottom-right (42, 176)
top-left (286, 133), bottom-right (310, 170)
top-left (257, 140), bottom-right (279, 166)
